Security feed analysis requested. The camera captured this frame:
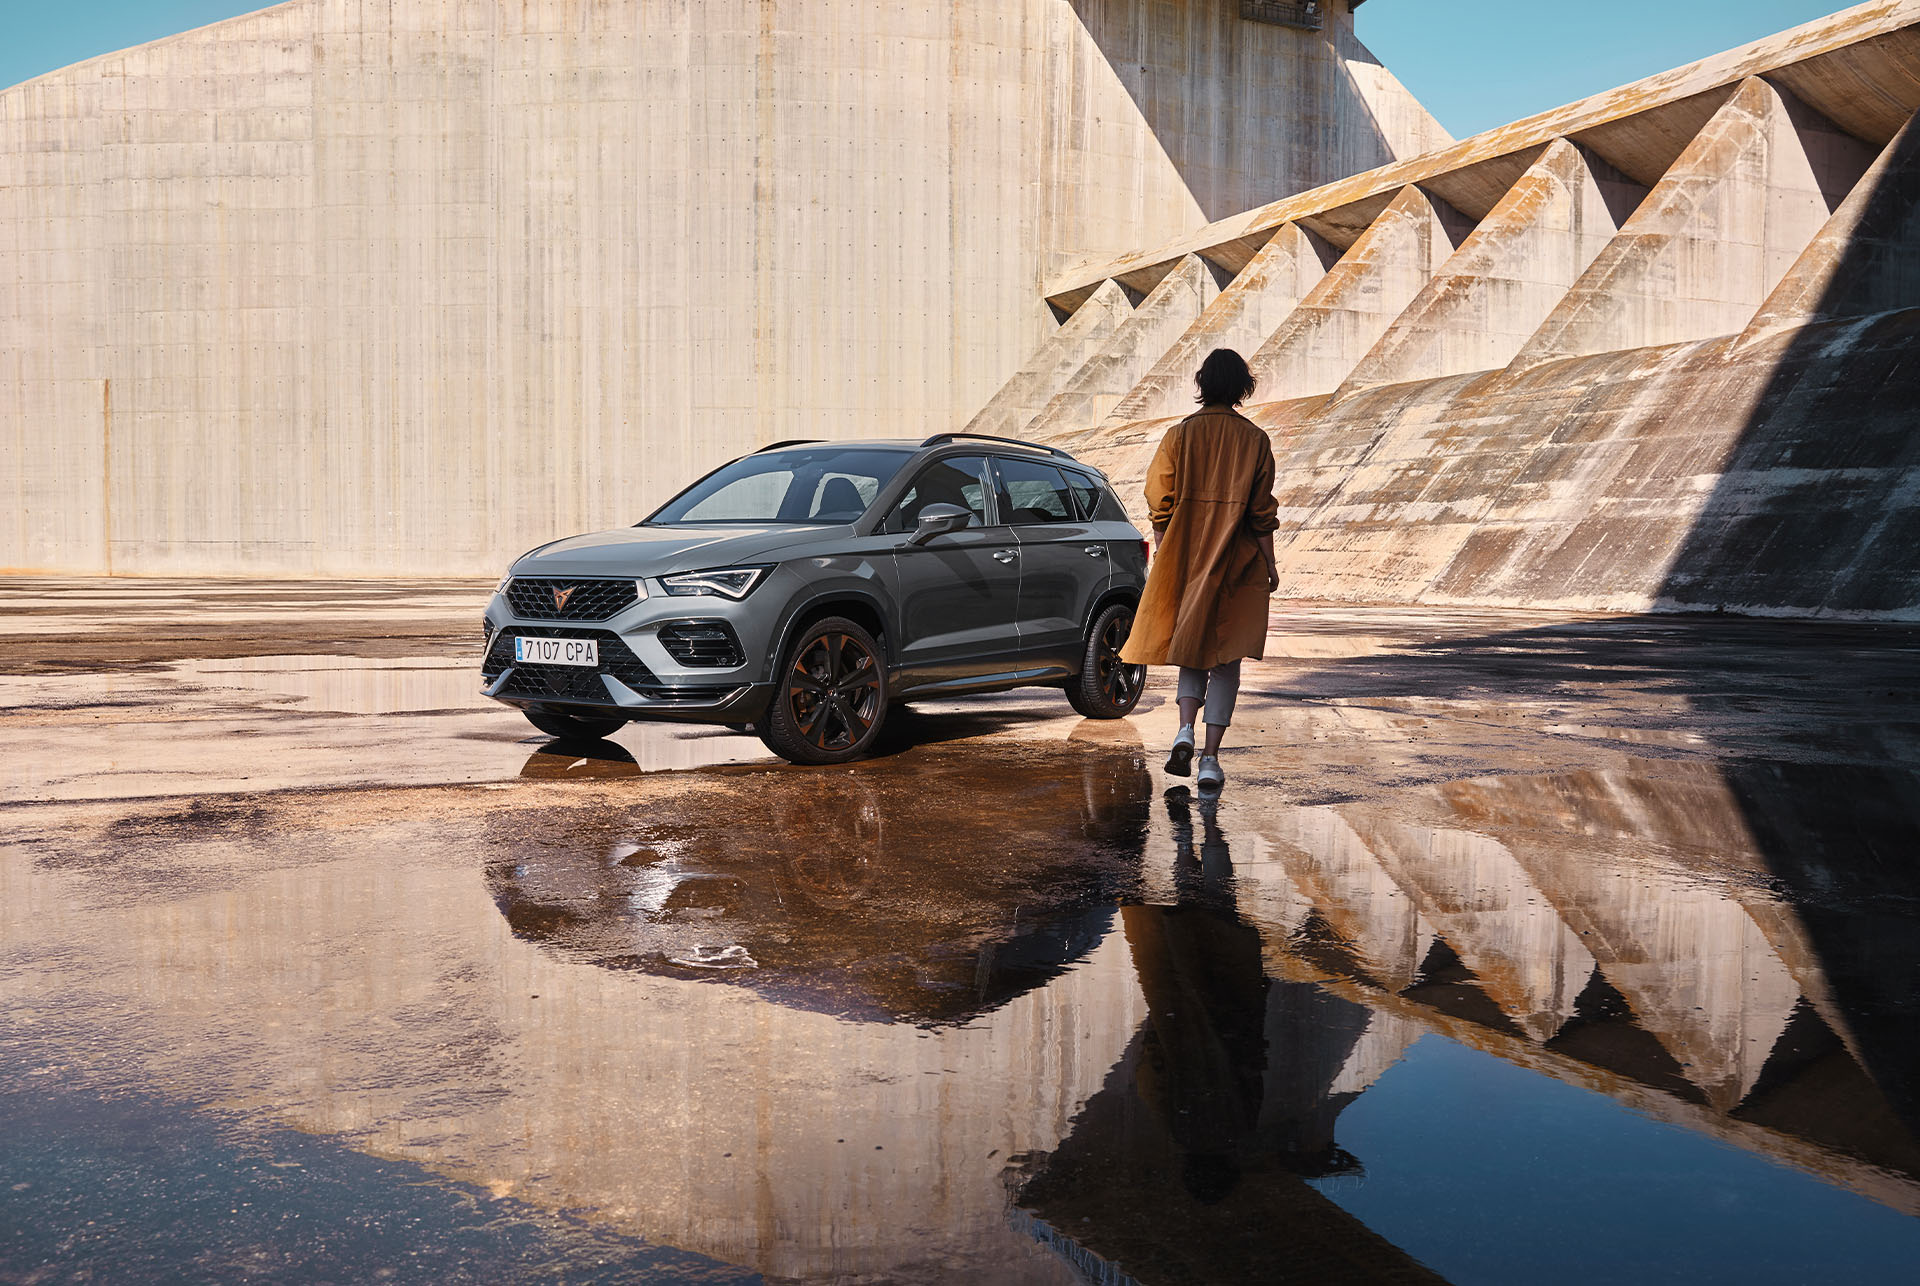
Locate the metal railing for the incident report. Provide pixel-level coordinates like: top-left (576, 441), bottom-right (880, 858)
top-left (1240, 1), bottom-right (1326, 30)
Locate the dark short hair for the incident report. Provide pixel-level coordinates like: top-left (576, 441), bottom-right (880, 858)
top-left (1195, 348), bottom-right (1257, 407)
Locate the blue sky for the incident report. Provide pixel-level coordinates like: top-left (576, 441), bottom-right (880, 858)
top-left (0, 1), bottom-right (1857, 139)
top-left (1360, 0), bottom-right (1849, 138)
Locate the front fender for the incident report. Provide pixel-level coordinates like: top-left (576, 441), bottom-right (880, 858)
top-left (756, 557), bottom-right (898, 685)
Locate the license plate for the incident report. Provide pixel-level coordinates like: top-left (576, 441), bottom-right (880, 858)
top-left (514, 636), bottom-right (600, 667)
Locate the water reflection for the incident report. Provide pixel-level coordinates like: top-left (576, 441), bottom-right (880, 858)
top-left (1014, 794), bottom-right (1441, 1283)
top-left (1222, 760), bottom-right (1920, 1213)
top-left (490, 746), bottom-right (1155, 1024)
top-left (998, 763), bottom-right (1920, 1282)
top-left (19, 735), bottom-right (1920, 1281)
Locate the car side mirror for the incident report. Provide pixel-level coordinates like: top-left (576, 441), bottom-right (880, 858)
top-left (907, 503), bottom-right (972, 545)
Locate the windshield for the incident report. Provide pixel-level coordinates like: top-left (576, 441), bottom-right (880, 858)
top-left (646, 447), bottom-right (914, 525)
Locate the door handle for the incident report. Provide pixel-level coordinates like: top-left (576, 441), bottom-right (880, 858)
top-left (1083, 545), bottom-right (1104, 558)
top-left (992, 549), bottom-right (1018, 564)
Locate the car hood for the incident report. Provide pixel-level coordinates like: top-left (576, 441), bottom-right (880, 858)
top-left (509, 524), bottom-right (842, 577)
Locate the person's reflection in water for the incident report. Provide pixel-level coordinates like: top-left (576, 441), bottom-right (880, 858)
top-left (1128, 790), bottom-right (1266, 1203)
top-left (1016, 793), bottom-right (1440, 1282)
top-left (1129, 791), bottom-right (1368, 1203)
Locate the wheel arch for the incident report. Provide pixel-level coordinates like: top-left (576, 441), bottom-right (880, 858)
top-left (769, 590), bottom-right (893, 677)
top-left (1081, 583), bottom-right (1141, 640)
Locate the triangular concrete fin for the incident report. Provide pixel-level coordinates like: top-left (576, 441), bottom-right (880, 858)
top-left (1025, 255), bottom-right (1220, 443)
top-left (963, 279), bottom-right (1133, 439)
top-left (1743, 102), bottom-right (1920, 341)
top-left (1512, 77), bottom-right (1866, 369)
top-left (1247, 185), bottom-right (1472, 401)
top-left (1341, 139), bottom-right (1632, 392)
top-left (1102, 223), bottom-right (1337, 426)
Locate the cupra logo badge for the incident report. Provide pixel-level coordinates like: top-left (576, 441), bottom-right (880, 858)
top-left (552, 586), bottom-right (576, 611)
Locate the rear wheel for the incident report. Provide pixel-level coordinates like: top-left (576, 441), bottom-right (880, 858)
top-left (759, 616), bottom-right (888, 764)
top-left (1068, 601), bottom-right (1144, 718)
top-left (524, 709), bottom-right (627, 742)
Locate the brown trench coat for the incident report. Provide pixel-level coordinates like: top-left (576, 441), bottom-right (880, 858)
top-left (1119, 406), bottom-right (1278, 670)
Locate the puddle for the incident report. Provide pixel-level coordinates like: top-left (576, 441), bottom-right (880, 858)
top-left (8, 745), bottom-right (1920, 1282)
top-left (169, 654), bottom-right (486, 714)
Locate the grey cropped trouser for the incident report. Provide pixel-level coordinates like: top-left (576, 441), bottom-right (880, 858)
top-left (1177, 660), bottom-right (1243, 728)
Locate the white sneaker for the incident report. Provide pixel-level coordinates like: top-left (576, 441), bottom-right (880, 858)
top-left (1196, 755), bottom-right (1225, 792)
top-left (1165, 725), bottom-right (1195, 777)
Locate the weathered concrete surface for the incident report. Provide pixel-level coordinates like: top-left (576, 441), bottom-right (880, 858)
top-left (1247, 185), bottom-right (1471, 400)
top-left (962, 278), bottom-right (1134, 439)
top-left (1014, 7), bottom-right (1920, 620)
top-left (1045, 1), bottom-right (1920, 309)
top-left (1102, 223), bottom-right (1336, 426)
top-left (1340, 140), bottom-right (1637, 390)
top-left (8, 583), bottom-right (1920, 1279)
top-left (1511, 78), bottom-right (1873, 368)
top-left (1746, 106), bottom-right (1920, 337)
top-left (1068, 305), bottom-right (1920, 617)
top-left (0, 0), bottom-right (1446, 576)
top-left (1024, 254), bottom-right (1219, 440)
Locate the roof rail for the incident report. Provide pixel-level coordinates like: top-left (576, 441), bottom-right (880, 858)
top-left (919, 432), bottom-right (1073, 460)
top-left (753, 438), bottom-right (823, 453)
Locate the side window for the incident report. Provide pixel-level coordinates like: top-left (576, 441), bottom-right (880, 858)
top-left (1069, 471), bottom-right (1130, 523)
top-left (886, 456), bottom-right (990, 534)
top-left (995, 457), bottom-right (1074, 525)
top-left (1063, 471), bottom-right (1102, 521)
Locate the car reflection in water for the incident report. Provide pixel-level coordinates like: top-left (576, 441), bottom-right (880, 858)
top-left (490, 740), bottom-right (1154, 1025)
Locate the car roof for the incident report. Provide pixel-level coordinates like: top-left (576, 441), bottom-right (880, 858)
top-left (752, 436), bottom-right (1092, 466)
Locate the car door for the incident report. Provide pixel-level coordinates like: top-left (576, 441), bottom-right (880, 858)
top-left (883, 454), bottom-right (1024, 686)
top-left (994, 455), bottom-right (1108, 670)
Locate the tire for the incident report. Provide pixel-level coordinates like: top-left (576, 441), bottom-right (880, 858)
top-left (758, 615), bottom-right (889, 764)
top-left (1068, 601), bottom-right (1145, 718)
top-left (524, 709), bottom-right (627, 741)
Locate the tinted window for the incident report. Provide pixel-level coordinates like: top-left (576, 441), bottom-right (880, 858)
top-left (886, 456), bottom-right (990, 533)
top-left (1063, 471), bottom-right (1101, 521)
top-left (649, 447), bottom-right (912, 525)
top-left (1065, 469), bottom-right (1130, 523)
top-left (996, 457), bottom-right (1075, 524)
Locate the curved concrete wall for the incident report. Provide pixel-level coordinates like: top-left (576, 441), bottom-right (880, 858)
top-left (0, 0), bottom-right (1445, 574)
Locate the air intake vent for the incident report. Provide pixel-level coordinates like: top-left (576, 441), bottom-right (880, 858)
top-left (658, 622), bottom-right (747, 669)
top-left (1241, 2), bottom-right (1325, 30)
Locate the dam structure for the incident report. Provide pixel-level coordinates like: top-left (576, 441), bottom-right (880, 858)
top-left (993, 1), bottom-right (1920, 620)
top-left (0, 0), bottom-right (1445, 575)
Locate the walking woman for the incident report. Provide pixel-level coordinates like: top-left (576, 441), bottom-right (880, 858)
top-left (1119, 349), bottom-right (1279, 791)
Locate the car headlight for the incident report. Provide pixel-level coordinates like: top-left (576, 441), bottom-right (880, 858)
top-left (660, 566), bottom-right (770, 599)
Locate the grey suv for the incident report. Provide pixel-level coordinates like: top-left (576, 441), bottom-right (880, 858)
top-left (481, 434), bottom-right (1148, 763)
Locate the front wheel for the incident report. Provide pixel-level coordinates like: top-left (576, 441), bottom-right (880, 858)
top-left (1068, 602), bottom-right (1145, 718)
top-left (758, 616), bottom-right (889, 764)
top-left (524, 709), bottom-right (627, 741)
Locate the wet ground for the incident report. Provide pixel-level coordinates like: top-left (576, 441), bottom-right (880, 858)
top-left (4, 579), bottom-right (1920, 1283)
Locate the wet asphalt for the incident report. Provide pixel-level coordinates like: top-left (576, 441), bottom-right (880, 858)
top-left (5, 579), bottom-right (1920, 1284)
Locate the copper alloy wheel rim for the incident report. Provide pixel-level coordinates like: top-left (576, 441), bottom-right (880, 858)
top-left (1097, 611), bottom-right (1142, 706)
top-left (787, 631), bottom-right (881, 752)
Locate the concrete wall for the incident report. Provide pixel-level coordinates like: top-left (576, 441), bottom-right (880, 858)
top-left (1019, 5), bottom-right (1920, 619)
top-left (0, 0), bottom-right (1446, 574)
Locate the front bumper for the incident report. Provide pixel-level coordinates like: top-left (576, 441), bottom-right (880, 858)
top-left (481, 592), bottom-right (775, 726)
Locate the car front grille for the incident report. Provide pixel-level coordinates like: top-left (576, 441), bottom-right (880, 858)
top-left (504, 577), bottom-right (638, 621)
top-left (657, 622), bottom-right (746, 668)
top-left (483, 626), bottom-right (657, 703)
top-left (482, 626), bottom-right (738, 705)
